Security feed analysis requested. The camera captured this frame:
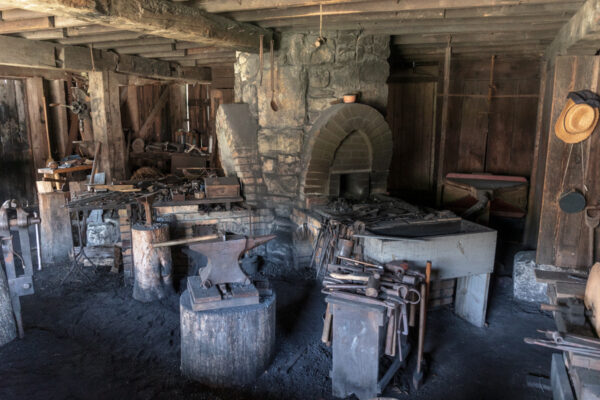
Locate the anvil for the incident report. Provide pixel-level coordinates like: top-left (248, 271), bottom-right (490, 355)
top-left (185, 234), bottom-right (275, 286)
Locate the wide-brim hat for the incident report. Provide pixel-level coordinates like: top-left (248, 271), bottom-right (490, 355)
top-left (555, 98), bottom-right (599, 144)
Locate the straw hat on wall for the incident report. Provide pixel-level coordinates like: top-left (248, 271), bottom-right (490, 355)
top-left (555, 91), bottom-right (600, 144)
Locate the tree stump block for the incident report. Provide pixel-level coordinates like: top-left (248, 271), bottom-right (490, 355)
top-left (38, 191), bottom-right (73, 264)
top-left (132, 223), bottom-right (173, 302)
top-left (0, 265), bottom-right (17, 347)
top-left (180, 290), bottom-right (276, 387)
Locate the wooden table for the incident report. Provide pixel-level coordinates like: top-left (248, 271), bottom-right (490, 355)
top-left (37, 164), bottom-right (93, 190)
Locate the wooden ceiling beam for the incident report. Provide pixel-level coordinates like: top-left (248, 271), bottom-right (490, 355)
top-left (392, 30), bottom-right (558, 45)
top-left (10, 0), bottom-right (272, 52)
top-left (114, 44), bottom-right (175, 55)
top-left (195, 0), bottom-right (583, 14)
top-left (545, 0), bottom-right (600, 62)
top-left (19, 28), bottom-right (64, 40)
top-left (93, 37), bottom-right (175, 50)
top-left (161, 51), bottom-right (236, 61)
top-left (0, 9), bottom-right (48, 20)
top-left (58, 31), bottom-right (144, 45)
top-left (0, 16), bottom-right (53, 34)
top-left (283, 21), bottom-right (566, 35)
top-left (225, 1), bottom-right (580, 22)
top-left (262, 14), bottom-right (571, 29)
top-left (0, 34), bottom-right (211, 83)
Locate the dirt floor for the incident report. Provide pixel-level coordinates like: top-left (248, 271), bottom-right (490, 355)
top-left (0, 264), bottom-right (556, 400)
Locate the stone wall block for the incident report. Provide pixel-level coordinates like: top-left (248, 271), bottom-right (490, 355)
top-left (308, 67), bottom-right (330, 88)
top-left (258, 65), bottom-right (307, 128)
top-left (336, 32), bottom-right (358, 63)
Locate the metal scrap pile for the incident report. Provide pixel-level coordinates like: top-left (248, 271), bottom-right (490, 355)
top-left (321, 256), bottom-right (428, 356)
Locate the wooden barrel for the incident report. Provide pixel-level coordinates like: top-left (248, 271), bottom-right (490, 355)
top-left (132, 223), bottom-right (174, 302)
top-left (0, 265), bottom-right (17, 347)
top-left (180, 290), bottom-right (276, 386)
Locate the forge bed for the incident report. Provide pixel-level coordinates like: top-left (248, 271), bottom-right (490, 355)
top-left (364, 219), bottom-right (497, 327)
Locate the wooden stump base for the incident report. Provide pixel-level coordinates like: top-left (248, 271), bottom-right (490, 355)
top-left (0, 265), bottom-right (17, 347)
top-left (180, 290), bottom-right (276, 387)
top-left (132, 223), bottom-right (174, 302)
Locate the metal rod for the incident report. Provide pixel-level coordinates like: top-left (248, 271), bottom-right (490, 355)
top-left (34, 212), bottom-right (42, 271)
top-left (416, 283), bottom-right (427, 374)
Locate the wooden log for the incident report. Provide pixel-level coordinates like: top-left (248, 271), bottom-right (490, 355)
top-left (132, 223), bottom-right (173, 302)
top-left (11, 0), bottom-right (272, 52)
top-left (0, 264), bottom-right (17, 347)
top-left (180, 290), bottom-right (276, 386)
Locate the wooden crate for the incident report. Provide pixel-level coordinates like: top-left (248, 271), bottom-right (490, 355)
top-left (204, 177), bottom-right (240, 199)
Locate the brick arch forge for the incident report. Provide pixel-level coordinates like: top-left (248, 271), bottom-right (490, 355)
top-left (301, 103), bottom-right (393, 202)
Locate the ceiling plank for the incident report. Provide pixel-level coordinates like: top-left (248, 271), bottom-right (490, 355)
top-left (545, 0), bottom-right (600, 61)
top-left (196, 0), bottom-right (583, 14)
top-left (0, 34), bottom-right (211, 83)
top-left (225, 1), bottom-right (580, 22)
top-left (93, 37), bottom-right (175, 50)
top-left (0, 9), bottom-right (48, 20)
top-left (9, 0), bottom-right (272, 52)
top-left (0, 16), bottom-right (52, 34)
top-left (392, 30), bottom-right (558, 45)
top-left (262, 14), bottom-right (571, 29)
top-left (283, 21), bottom-right (567, 35)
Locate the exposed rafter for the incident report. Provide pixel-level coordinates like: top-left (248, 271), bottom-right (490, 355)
top-left (545, 0), bottom-right (600, 62)
top-left (0, 34), bottom-right (211, 83)
top-left (8, 0), bottom-right (272, 52)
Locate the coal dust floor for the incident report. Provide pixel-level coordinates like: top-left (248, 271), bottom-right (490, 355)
top-left (0, 266), bottom-right (555, 400)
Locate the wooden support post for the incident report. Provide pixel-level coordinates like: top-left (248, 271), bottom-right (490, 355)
top-left (0, 263), bottom-right (17, 347)
top-left (88, 70), bottom-right (127, 182)
top-left (132, 224), bottom-right (173, 302)
top-left (48, 79), bottom-right (69, 159)
top-left (169, 84), bottom-right (187, 135)
top-left (25, 77), bottom-right (49, 172)
top-left (436, 42), bottom-right (451, 206)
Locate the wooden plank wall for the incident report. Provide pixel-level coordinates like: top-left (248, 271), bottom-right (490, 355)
top-left (387, 65), bottom-right (438, 204)
top-left (386, 57), bottom-right (540, 205)
top-left (535, 55), bottom-right (600, 269)
top-left (439, 56), bottom-right (540, 179)
top-left (0, 78), bottom-right (35, 203)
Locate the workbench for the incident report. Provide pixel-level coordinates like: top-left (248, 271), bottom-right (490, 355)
top-left (38, 164), bottom-right (92, 190)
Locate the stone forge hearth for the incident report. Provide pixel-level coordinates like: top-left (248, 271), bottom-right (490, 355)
top-left (301, 103), bottom-right (392, 206)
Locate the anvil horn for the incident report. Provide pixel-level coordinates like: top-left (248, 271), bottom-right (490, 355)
top-left (244, 235), bottom-right (276, 252)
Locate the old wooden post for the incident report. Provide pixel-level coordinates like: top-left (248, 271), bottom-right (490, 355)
top-left (0, 263), bottom-right (17, 347)
top-left (38, 191), bottom-right (73, 264)
top-left (131, 223), bottom-right (173, 302)
top-left (88, 70), bottom-right (127, 183)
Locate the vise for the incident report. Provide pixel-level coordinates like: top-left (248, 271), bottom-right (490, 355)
top-left (0, 200), bottom-right (41, 338)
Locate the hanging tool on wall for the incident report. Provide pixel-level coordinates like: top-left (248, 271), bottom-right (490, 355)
top-left (259, 34), bottom-right (264, 86)
top-left (585, 206), bottom-right (600, 265)
top-left (270, 39), bottom-right (278, 112)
